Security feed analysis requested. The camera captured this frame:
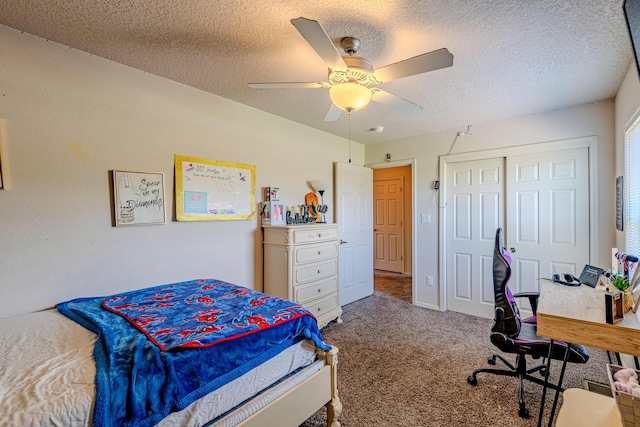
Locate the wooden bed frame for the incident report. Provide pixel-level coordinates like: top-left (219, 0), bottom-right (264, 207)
top-left (237, 346), bottom-right (342, 427)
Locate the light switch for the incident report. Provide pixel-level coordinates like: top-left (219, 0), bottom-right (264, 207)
top-left (421, 213), bottom-right (431, 223)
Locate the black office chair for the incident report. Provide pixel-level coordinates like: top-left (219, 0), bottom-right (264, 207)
top-left (467, 228), bottom-right (589, 418)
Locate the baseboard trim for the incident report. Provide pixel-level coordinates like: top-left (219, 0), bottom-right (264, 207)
top-left (413, 301), bottom-right (441, 311)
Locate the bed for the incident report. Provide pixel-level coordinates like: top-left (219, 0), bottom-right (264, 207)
top-left (0, 278), bottom-right (341, 427)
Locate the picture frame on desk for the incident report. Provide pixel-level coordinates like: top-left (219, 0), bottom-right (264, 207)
top-left (261, 201), bottom-right (285, 225)
top-left (605, 290), bottom-right (625, 324)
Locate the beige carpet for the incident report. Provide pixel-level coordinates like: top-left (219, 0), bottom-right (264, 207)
top-left (300, 272), bottom-right (611, 427)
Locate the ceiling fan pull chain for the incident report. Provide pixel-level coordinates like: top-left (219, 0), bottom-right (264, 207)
top-left (348, 109), bottom-right (352, 163)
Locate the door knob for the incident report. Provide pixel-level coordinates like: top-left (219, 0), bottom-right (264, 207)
top-left (340, 240), bottom-right (348, 245)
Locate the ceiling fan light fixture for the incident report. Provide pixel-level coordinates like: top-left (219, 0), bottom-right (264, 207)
top-left (329, 82), bottom-right (372, 112)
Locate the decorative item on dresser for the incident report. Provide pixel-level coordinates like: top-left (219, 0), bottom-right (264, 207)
top-left (262, 201), bottom-right (286, 226)
top-left (310, 180), bottom-right (330, 223)
top-left (263, 223), bottom-right (342, 328)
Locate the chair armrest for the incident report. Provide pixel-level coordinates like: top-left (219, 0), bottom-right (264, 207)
top-left (513, 291), bottom-right (540, 315)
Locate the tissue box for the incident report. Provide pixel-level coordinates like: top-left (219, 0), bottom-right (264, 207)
top-left (608, 364), bottom-right (640, 426)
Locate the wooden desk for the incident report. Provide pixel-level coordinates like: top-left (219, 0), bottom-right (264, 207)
top-left (537, 280), bottom-right (640, 356)
top-left (536, 280), bottom-right (640, 426)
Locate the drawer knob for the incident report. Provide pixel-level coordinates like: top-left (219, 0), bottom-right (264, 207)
top-left (317, 269), bottom-right (321, 274)
top-left (317, 307), bottom-right (321, 312)
top-left (317, 250), bottom-right (321, 255)
top-left (317, 288), bottom-right (321, 293)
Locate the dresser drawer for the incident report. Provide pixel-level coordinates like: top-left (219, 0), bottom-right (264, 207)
top-left (303, 292), bottom-right (339, 318)
top-left (294, 260), bottom-right (337, 285)
top-left (295, 276), bottom-right (338, 304)
top-left (294, 242), bottom-right (338, 265)
top-left (292, 227), bottom-right (339, 244)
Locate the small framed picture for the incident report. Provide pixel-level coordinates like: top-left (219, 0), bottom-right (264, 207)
top-left (113, 170), bottom-right (166, 226)
top-left (269, 187), bottom-right (280, 201)
top-left (261, 201), bottom-right (285, 226)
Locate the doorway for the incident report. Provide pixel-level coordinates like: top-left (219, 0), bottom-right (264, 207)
top-left (369, 161), bottom-right (415, 304)
top-left (373, 165), bottom-right (412, 274)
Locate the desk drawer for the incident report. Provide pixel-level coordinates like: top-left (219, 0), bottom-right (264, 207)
top-left (292, 227), bottom-right (339, 244)
top-left (304, 292), bottom-right (339, 318)
top-left (295, 277), bottom-right (338, 304)
top-left (294, 260), bottom-right (337, 285)
top-left (294, 242), bottom-right (338, 265)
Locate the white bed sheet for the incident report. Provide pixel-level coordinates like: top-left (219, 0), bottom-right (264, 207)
top-left (0, 309), bottom-right (319, 427)
top-left (0, 309), bottom-right (96, 427)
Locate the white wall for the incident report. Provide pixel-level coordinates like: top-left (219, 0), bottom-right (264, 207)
top-left (0, 26), bottom-right (364, 318)
top-left (615, 64), bottom-right (640, 250)
top-left (0, 23), bottom-right (625, 317)
top-left (365, 101), bottom-right (616, 309)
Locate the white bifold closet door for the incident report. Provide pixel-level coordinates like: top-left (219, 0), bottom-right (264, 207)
top-left (445, 147), bottom-right (589, 319)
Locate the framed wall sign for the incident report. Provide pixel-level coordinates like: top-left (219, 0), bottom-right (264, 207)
top-left (174, 155), bottom-right (256, 221)
top-left (112, 170), bottom-right (166, 226)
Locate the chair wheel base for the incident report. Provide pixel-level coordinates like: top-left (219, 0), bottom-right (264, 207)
top-left (518, 406), bottom-right (530, 418)
top-left (467, 375), bottom-right (478, 386)
top-left (488, 356), bottom-right (497, 365)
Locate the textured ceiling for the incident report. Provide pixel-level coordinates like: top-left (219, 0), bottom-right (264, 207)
top-left (0, 0), bottom-right (633, 144)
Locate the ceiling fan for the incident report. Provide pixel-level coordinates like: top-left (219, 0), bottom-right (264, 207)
top-left (248, 17), bottom-right (454, 121)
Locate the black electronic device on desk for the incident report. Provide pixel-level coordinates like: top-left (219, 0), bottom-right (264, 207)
top-left (551, 265), bottom-right (605, 288)
top-left (552, 273), bottom-right (581, 287)
top-left (578, 264), bottom-right (605, 288)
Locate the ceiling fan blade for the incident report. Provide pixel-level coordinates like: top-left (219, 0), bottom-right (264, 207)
top-left (291, 17), bottom-right (347, 71)
top-left (323, 104), bottom-right (343, 122)
top-left (373, 48), bottom-right (454, 82)
top-left (371, 89), bottom-right (423, 116)
top-left (248, 82), bottom-right (330, 89)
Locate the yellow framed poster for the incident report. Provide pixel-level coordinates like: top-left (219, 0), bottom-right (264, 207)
top-left (175, 155), bottom-right (256, 221)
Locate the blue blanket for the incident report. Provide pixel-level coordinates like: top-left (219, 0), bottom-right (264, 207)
top-left (101, 279), bottom-right (313, 351)
top-left (57, 279), bottom-right (330, 427)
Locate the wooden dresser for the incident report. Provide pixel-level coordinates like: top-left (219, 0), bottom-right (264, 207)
top-left (263, 223), bottom-right (342, 328)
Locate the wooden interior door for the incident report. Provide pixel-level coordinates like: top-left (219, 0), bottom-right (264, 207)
top-left (374, 178), bottom-right (404, 273)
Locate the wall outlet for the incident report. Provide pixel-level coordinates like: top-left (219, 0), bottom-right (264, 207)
top-left (421, 213), bottom-right (431, 223)
top-left (427, 275), bottom-right (434, 286)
